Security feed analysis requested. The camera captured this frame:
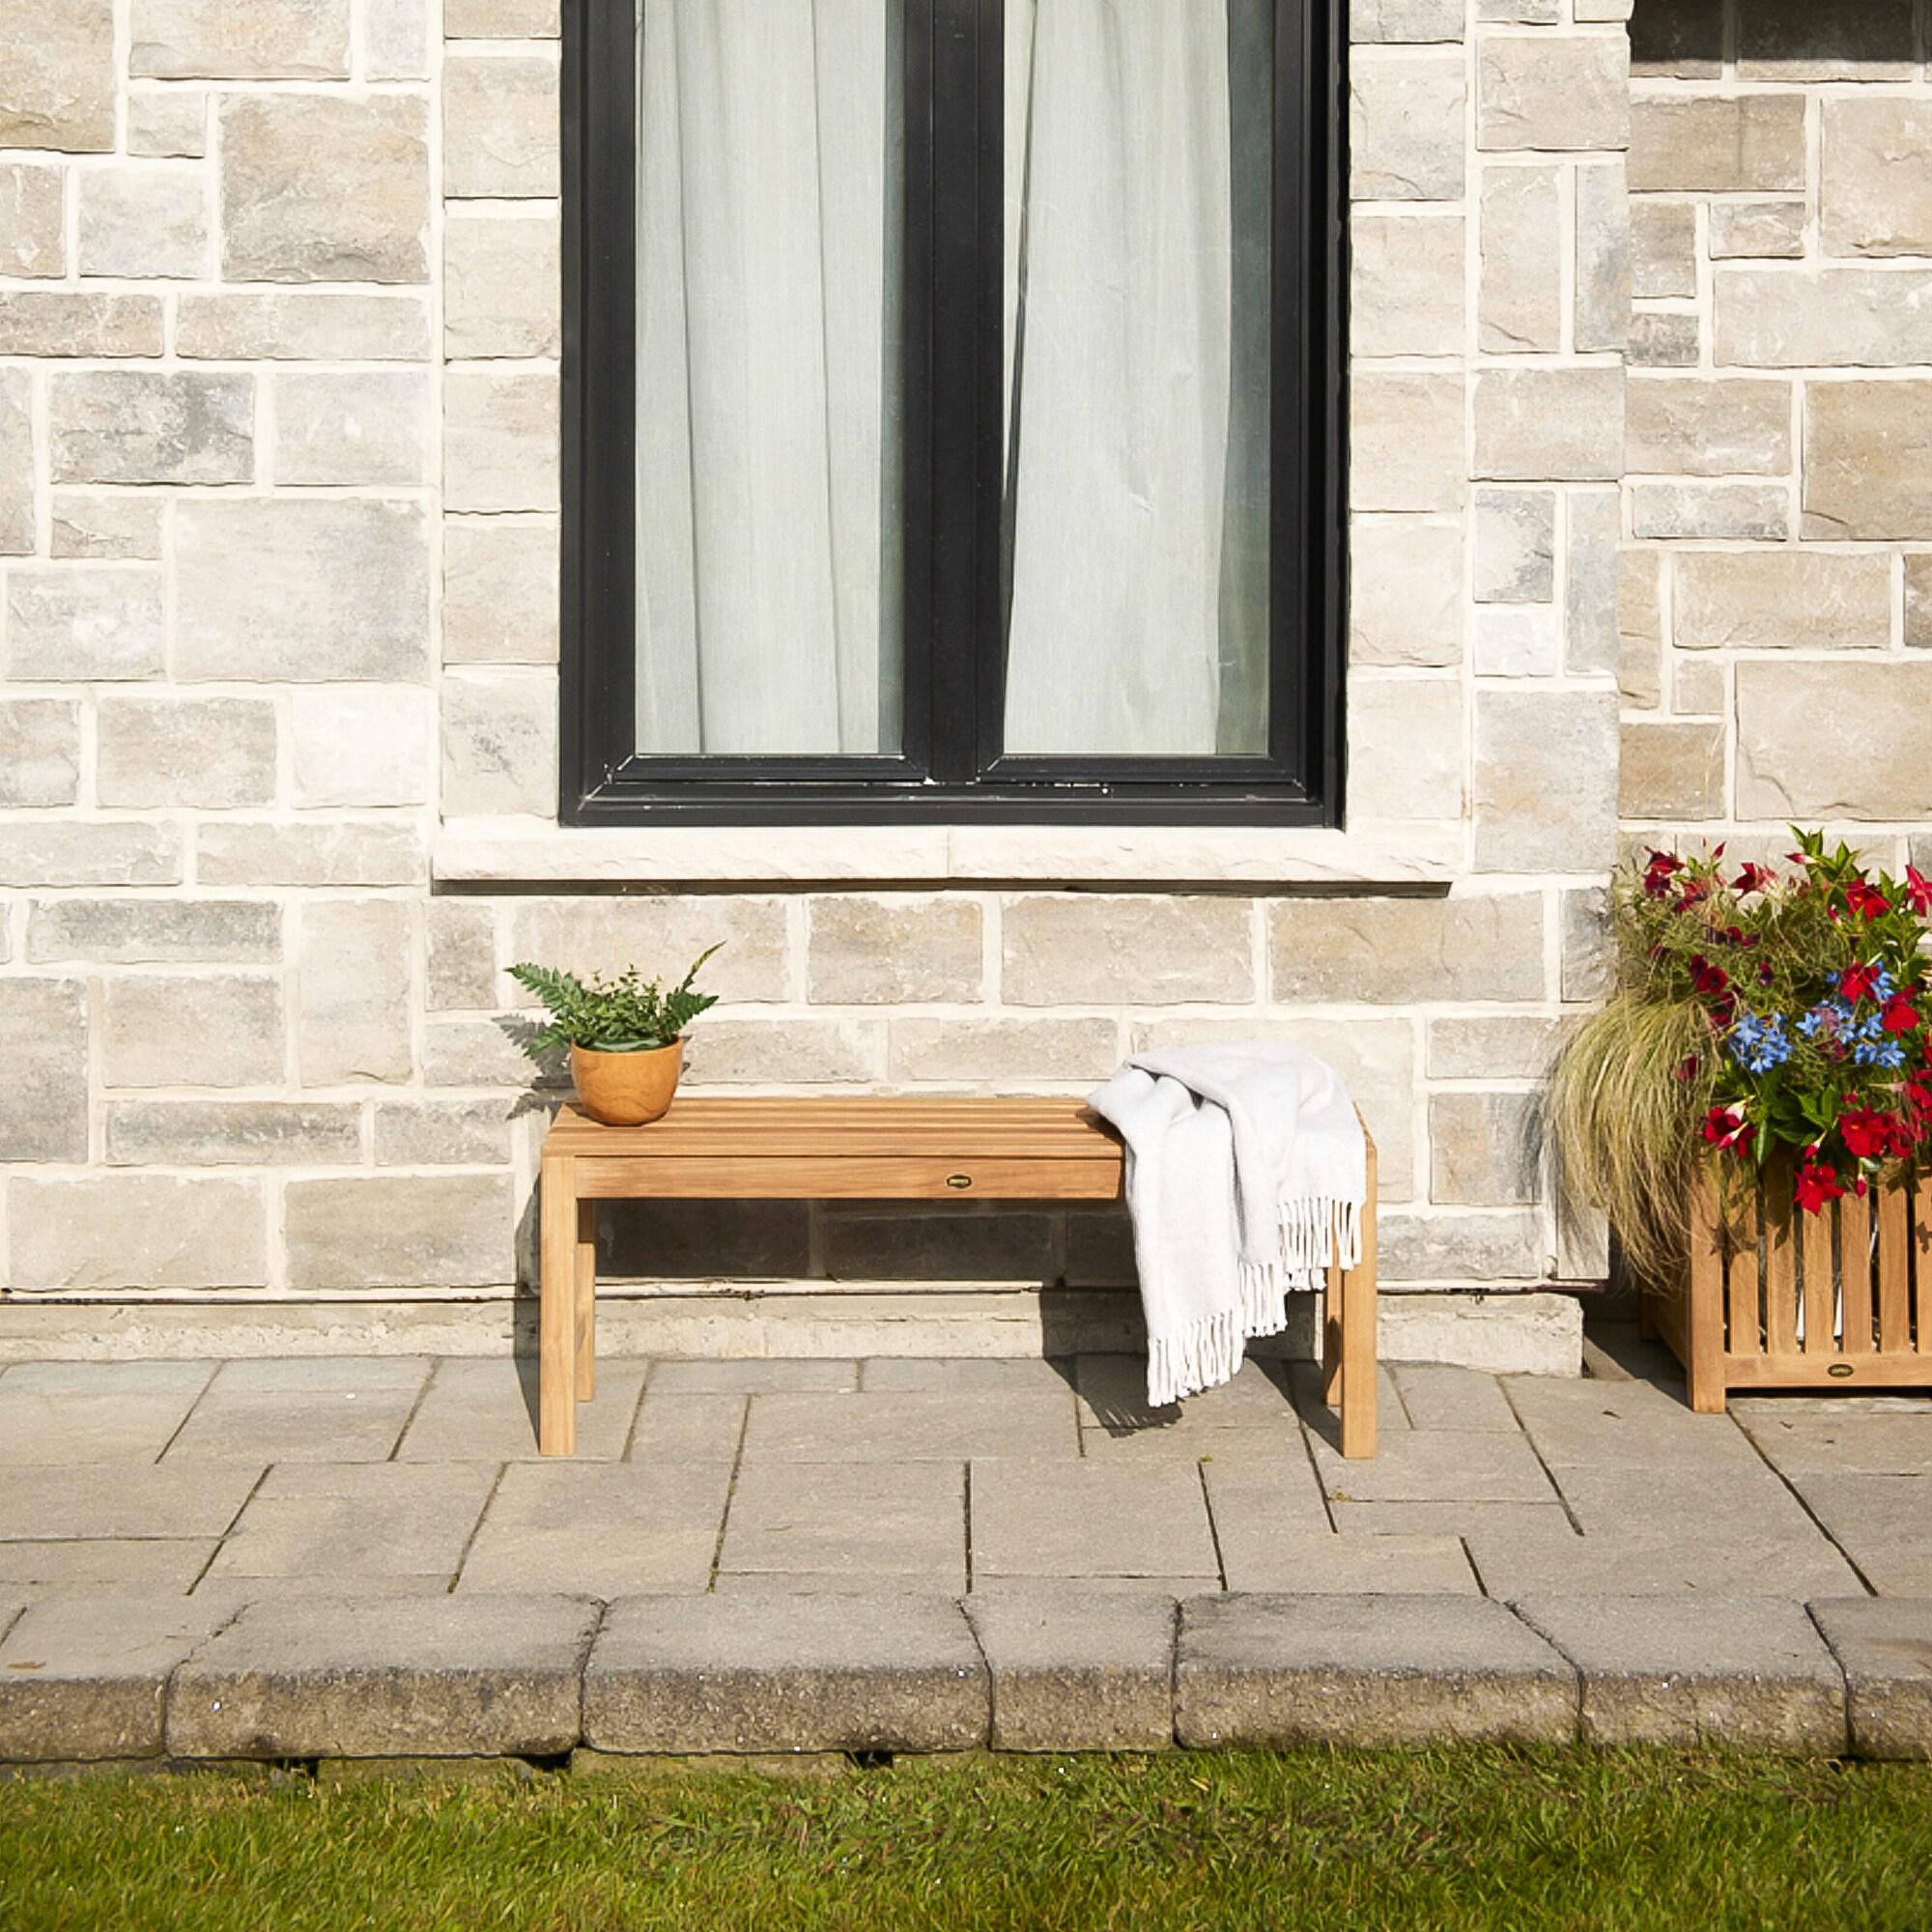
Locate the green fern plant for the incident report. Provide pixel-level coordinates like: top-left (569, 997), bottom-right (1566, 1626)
top-left (508, 946), bottom-right (722, 1057)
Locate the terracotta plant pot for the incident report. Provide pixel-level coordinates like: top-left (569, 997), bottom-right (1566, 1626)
top-left (570, 1038), bottom-right (684, 1126)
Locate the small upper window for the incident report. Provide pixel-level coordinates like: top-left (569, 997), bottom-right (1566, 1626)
top-left (563, 0), bottom-right (1341, 824)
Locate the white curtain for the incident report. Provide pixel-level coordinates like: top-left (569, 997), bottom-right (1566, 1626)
top-left (635, 0), bottom-right (1266, 761)
top-left (636, 0), bottom-right (901, 754)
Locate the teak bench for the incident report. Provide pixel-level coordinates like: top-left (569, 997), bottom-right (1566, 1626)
top-left (537, 1096), bottom-right (1378, 1459)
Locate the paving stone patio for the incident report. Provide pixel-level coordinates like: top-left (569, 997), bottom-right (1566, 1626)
top-left (0, 1331), bottom-right (1927, 1764)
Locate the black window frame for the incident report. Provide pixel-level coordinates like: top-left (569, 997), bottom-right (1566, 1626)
top-left (560, 0), bottom-right (1346, 827)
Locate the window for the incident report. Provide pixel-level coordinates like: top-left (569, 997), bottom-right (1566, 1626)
top-left (563, 0), bottom-right (1342, 825)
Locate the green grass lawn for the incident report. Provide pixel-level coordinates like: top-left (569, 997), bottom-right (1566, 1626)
top-left (4, 1747), bottom-right (1929, 1932)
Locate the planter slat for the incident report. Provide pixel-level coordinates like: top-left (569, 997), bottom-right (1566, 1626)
top-left (1647, 1167), bottom-right (1932, 1413)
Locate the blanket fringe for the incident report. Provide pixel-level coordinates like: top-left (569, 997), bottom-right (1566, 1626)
top-left (1152, 1195), bottom-right (1363, 1406)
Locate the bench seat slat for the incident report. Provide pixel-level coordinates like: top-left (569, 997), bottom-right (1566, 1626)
top-left (573, 1153), bottom-right (1125, 1201)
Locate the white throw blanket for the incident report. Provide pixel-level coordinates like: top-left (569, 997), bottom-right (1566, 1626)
top-left (1089, 1043), bottom-right (1367, 1408)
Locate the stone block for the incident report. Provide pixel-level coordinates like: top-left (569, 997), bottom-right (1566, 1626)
top-left (1002, 895), bottom-right (1253, 1005)
top-left (0, 701), bottom-right (79, 808)
top-left (220, 93), bottom-right (429, 282)
top-left (1474, 608), bottom-right (1559, 677)
top-left (1473, 368), bottom-right (1624, 482)
top-left (1350, 214), bottom-right (1463, 355)
top-left (1576, 160), bottom-right (1630, 353)
top-left (96, 697), bottom-right (278, 810)
top-left (0, 0), bottom-right (114, 150)
top-left (1478, 166), bottom-right (1560, 354)
top-left (0, 823), bottom-right (182, 889)
top-left (1628, 311), bottom-right (1699, 368)
top-left (1349, 51), bottom-right (1464, 202)
top-left (1626, 377), bottom-right (1792, 477)
top-left (1473, 489), bottom-right (1554, 603)
top-left (441, 668), bottom-right (558, 817)
top-left (507, 897), bottom-right (789, 1003)
top-left (1804, 382), bottom-right (1932, 539)
top-left (75, 162), bottom-right (209, 278)
top-left (106, 1100), bottom-right (360, 1167)
top-left (168, 1597), bottom-right (597, 1760)
top-left (273, 371), bottom-right (431, 486)
top-left (1908, 556), bottom-right (1932, 648)
top-left (0, 979), bottom-right (87, 1161)
top-left (1175, 1594), bottom-right (1577, 1747)
top-left (444, 53), bottom-right (560, 198)
top-left (8, 1176), bottom-right (268, 1290)
top-left (447, 0), bottom-right (558, 30)
top-left (1474, 691), bottom-right (1619, 873)
top-left (684, 1018), bottom-right (879, 1086)
top-left (425, 900), bottom-right (498, 1010)
top-left (291, 685), bottom-right (433, 808)
top-left (888, 1016), bottom-right (1119, 1085)
top-left (129, 0), bottom-right (349, 77)
top-left (285, 1176), bottom-right (515, 1290)
top-left (5, 568), bottom-right (165, 682)
top-left (0, 1599), bottom-right (239, 1765)
top-left (1269, 895), bottom-right (1544, 1005)
top-left (1629, 96), bottom-right (1807, 194)
top-left (1379, 1209), bottom-right (1546, 1283)
top-left (1674, 551), bottom-right (1891, 653)
top-left (1718, 269), bottom-right (1932, 368)
top-left (1478, 34), bottom-right (1628, 154)
top-left (1428, 1015), bottom-right (1569, 1081)
top-left (1347, 677), bottom-right (1464, 819)
top-left (1630, 482), bottom-right (1789, 543)
top-left (1351, 0), bottom-right (1462, 39)
top-left (1710, 200), bottom-right (1805, 260)
top-left (1620, 721), bottom-right (1726, 821)
top-left (366, 0), bottom-right (427, 78)
top-left (126, 87), bottom-right (207, 157)
top-left (175, 499), bottom-right (432, 682)
top-left (1513, 1596), bottom-right (1847, 1751)
top-left (1737, 0), bottom-right (1918, 81)
top-left (48, 371), bottom-right (251, 485)
top-left (176, 292), bottom-right (431, 360)
top-left (1630, 200), bottom-right (1696, 298)
top-left (718, 1462), bottom-right (963, 1590)
top-left (1430, 1092), bottom-right (1542, 1207)
top-left (1672, 658), bottom-right (1725, 717)
top-left (0, 369), bottom-right (29, 555)
top-left (49, 495), bottom-right (164, 560)
top-left (373, 1097), bottom-right (514, 1166)
top-left (0, 293), bottom-right (162, 356)
top-left (808, 895), bottom-right (982, 1004)
top-left (1619, 554), bottom-right (1662, 705)
top-left (1821, 101), bottom-right (1932, 258)
top-left (101, 973), bottom-right (285, 1090)
top-left (445, 211), bottom-right (561, 357)
top-left (443, 521), bottom-right (559, 665)
top-left (966, 1589), bottom-right (1177, 1751)
top-left (0, 163), bottom-right (65, 276)
top-left (1348, 518), bottom-right (1463, 667)
top-left (1630, 0), bottom-right (1718, 71)
top-left (1565, 488), bottom-right (1622, 677)
top-left (1562, 886), bottom-right (1612, 1003)
top-left (444, 371), bottom-right (559, 514)
top-left (583, 1595), bottom-right (988, 1754)
top-left (1809, 1599), bottom-right (1932, 1759)
top-left (297, 900), bottom-right (413, 1086)
top-left (1350, 372), bottom-right (1465, 513)
top-left (196, 820), bottom-right (426, 888)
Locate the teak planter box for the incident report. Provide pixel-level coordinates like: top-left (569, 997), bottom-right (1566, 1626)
top-left (1643, 1165), bottom-right (1932, 1413)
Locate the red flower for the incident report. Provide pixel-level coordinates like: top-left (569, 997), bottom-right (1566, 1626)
top-left (1702, 1105), bottom-right (1753, 1154)
top-left (1688, 953), bottom-right (1731, 998)
top-left (1882, 990), bottom-right (1921, 1035)
top-left (1846, 880), bottom-right (1891, 922)
top-left (1673, 1054), bottom-right (1701, 1083)
top-left (1677, 877), bottom-right (1712, 910)
top-left (1794, 1160), bottom-right (1847, 1215)
top-left (1838, 1106), bottom-right (1910, 1161)
top-left (1841, 961), bottom-right (1882, 1003)
top-left (1907, 866), bottom-right (1932, 918)
top-left (1642, 851), bottom-right (1684, 899)
top-left (1733, 863), bottom-right (1775, 895)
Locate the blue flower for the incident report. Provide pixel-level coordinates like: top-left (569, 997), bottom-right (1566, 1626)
top-left (1726, 1011), bottom-right (1794, 1075)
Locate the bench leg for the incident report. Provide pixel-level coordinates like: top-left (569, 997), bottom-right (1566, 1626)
top-left (575, 1198), bottom-right (597, 1402)
top-left (1321, 1262), bottom-right (1344, 1408)
top-left (1340, 1146), bottom-right (1378, 1460)
top-left (539, 1152), bottom-right (577, 1456)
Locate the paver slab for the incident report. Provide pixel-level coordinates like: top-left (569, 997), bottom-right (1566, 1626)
top-left (1219, 1531), bottom-right (1478, 1596)
top-left (583, 1594), bottom-right (987, 1754)
top-left (398, 1357), bottom-right (647, 1461)
top-left (168, 1594), bottom-right (599, 1759)
top-left (1077, 1355), bottom-right (1297, 1435)
top-left (1200, 1453), bottom-right (1334, 1577)
top-left (1389, 1365), bottom-right (1519, 1434)
top-left (1742, 1413), bottom-right (1932, 1479)
top-left (0, 1596), bottom-right (240, 1763)
top-left (1809, 1598), bottom-right (1932, 1759)
top-left (1465, 1524), bottom-right (1862, 1599)
top-left (1175, 1593), bottom-right (1577, 1747)
top-left (861, 1358), bottom-right (1075, 1393)
top-left (163, 1358), bottom-right (432, 1463)
top-left (0, 1361), bottom-right (214, 1465)
top-left (969, 1458), bottom-right (1218, 1579)
top-left (1513, 1595), bottom-right (1847, 1752)
top-left (719, 1462), bottom-right (964, 1585)
top-left (1312, 1429), bottom-right (1557, 1504)
top-left (1790, 1474), bottom-right (1932, 1595)
top-left (627, 1393), bottom-right (747, 1464)
top-left (460, 1462), bottom-right (732, 1596)
top-left (1329, 1501), bottom-right (1573, 1540)
top-left (1505, 1378), bottom-right (1762, 1470)
top-left (650, 1360), bottom-right (859, 1393)
top-left (1551, 1463), bottom-right (1820, 1539)
top-left (0, 1538), bottom-right (214, 1592)
top-left (0, 1464), bottom-right (263, 1541)
top-left (965, 1586), bottom-right (1178, 1750)
top-left (740, 1390), bottom-right (1079, 1464)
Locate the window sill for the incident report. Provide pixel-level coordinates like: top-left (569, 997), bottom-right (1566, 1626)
top-left (432, 820), bottom-right (1461, 890)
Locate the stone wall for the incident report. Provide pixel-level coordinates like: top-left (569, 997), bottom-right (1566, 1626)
top-left (1621, 0), bottom-right (1932, 872)
top-left (0, 1), bottom-right (1634, 1363)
